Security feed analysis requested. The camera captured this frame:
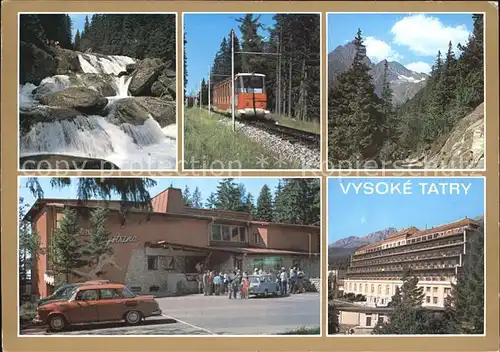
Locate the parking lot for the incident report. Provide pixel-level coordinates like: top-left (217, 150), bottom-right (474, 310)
top-left (21, 292), bottom-right (320, 336)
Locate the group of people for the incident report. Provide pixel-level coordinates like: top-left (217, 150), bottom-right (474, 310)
top-left (277, 266), bottom-right (305, 296)
top-left (198, 268), bottom-right (250, 299)
top-left (198, 266), bottom-right (306, 299)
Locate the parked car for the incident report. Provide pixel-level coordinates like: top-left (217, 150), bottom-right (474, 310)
top-left (33, 283), bottom-right (162, 331)
top-left (37, 280), bottom-right (111, 307)
top-left (247, 274), bottom-right (279, 297)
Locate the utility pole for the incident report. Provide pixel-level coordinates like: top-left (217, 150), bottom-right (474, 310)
top-left (288, 55), bottom-right (292, 117)
top-left (231, 29), bottom-right (235, 131)
top-left (278, 28), bottom-right (282, 115)
top-left (199, 79), bottom-right (202, 110)
top-left (208, 64), bottom-right (211, 114)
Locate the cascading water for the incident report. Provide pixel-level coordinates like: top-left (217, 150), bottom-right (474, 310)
top-left (19, 53), bottom-right (177, 170)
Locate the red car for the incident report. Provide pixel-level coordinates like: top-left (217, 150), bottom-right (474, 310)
top-left (33, 283), bottom-right (162, 331)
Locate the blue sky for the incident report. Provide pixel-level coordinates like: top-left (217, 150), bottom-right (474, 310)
top-left (69, 13), bottom-right (93, 40)
top-left (18, 177), bottom-right (282, 208)
top-left (328, 13), bottom-right (474, 74)
top-left (328, 177), bottom-right (485, 244)
top-left (184, 13), bottom-right (276, 96)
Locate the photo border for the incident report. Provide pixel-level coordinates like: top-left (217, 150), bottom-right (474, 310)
top-left (16, 11), bottom-right (180, 173)
top-left (325, 175), bottom-right (487, 337)
top-left (325, 11), bottom-right (487, 173)
top-left (181, 11), bottom-right (324, 173)
top-left (1, 1), bottom-right (498, 352)
top-left (16, 175), bottom-right (323, 338)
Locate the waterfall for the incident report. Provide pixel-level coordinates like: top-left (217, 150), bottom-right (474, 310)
top-left (19, 52), bottom-right (177, 170)
top-left (78, 54), bottom-right (135, 75)
top-left (20, 115), bottom-right (177, 170)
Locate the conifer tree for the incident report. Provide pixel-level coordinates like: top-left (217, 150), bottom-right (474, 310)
top-left (447, 225), bottom-right (484, 334)
top-left (84, 207), bottom-right (113, 277)
top-left (205, 192), bottom-right (217, 209)
top-left (50, 207), bottom-right (85, 283)
top-left (255, 185), bottom-right (274, 221)
top-left (74, 29), bottom-right (81, 51)
top-left (183, 185), bottom-right (192, 206)
top-left (191, 187), bottom-right (202, 208)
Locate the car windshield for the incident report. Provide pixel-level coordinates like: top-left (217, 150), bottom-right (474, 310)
top-left (122, 286), bottom-right (137, 298)
top-left (249, 276), bottom-right (260, 284)
top-left (238, 75), bottom-right (265, 93)
top-left (52, 285), bottom-right (74, 297)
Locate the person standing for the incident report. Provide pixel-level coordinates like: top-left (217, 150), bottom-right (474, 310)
top-left (202, 270), bottom-right (208, 296)
top-left (290, 267), bottom-right (298, 294)
top-left (280, 268), bottom-right (288, 296)
top-left (240, 276), bottom-right (250, 299)
top-left (213, 273), bottom-right (221, 295)
top-left (229, 271), bottom-right (239, 299)
top-left (207, 270), bottom-right (214, 295)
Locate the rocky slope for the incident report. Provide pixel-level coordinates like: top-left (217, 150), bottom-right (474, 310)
top-left (328, 42), bottom-right (428, 105)
top-left (19, 42), bottom-right (177, 170)
top-left (397, 103), bottom-right (485, 169)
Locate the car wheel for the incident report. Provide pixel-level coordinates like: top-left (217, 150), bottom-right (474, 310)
top-left (48, 314), bottom-right (67, 332)
top-left (125, 310), bottom-right (142, 325)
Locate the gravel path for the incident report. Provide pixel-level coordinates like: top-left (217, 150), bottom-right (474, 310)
top-left (218, 119), bottom-right (321, 169)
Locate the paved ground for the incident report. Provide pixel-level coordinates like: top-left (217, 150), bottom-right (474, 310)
top-left (20, 292), bottom-right (320, 336)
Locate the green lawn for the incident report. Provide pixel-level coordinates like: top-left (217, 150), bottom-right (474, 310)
top-left (269, 114), bottom-right (321, 134)
top-left (183, 108), bottom-right (301, 169)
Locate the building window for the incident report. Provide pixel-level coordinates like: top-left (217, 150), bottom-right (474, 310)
top-left (433, 297), bottom-right (438, 304)
top-left (365, 284), bottom-right (367, 293)
top-left (148, 256), bottom-right (158, 270)
top-left (354, 284), bottom-right (357, 291)
top-left (212, 224), bottom-right (247, 243)
top-left (433, 287), bottom-right (438, 293)
top-left (377, 285), bottom-right (381, 294)
top-left (253, 233), bottom-right (262, 245)
top-left (444, 288), bottom-right (451, 296)
top-left (385, 285), bottom-right (390, 295)
top-left (426, 296), bottom-right (430, 303)
top-left (371, 284), bottom-right (374, 293)
top-left (426, 286), bottom-right (431, 292)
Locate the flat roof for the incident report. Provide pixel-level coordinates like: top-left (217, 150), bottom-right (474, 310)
top-left (25, 198), bottom-right (320, 231)
top-left (236, 73), bottom-right (266, 77)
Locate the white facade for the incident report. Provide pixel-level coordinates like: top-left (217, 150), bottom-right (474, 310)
top-left (343, 278), bottom-right (455, 307)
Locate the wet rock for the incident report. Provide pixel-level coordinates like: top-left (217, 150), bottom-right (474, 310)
top-left (150, 68), bottom-right (176, 100)
top-left (129, 58), bottom-right (164, 96)
top-left (20, 106), bottom-right (83, 134)
top-left (107, 98), bottom-right (151, 125)
top-left (108, 97), bottom-right (176, 127)
top-left (38, 86), bottom-right (108, 114)
top-left (19, 41), bottom-right (57, 85)
top-left (20, 154), bottom-right (120, 170)
top-left (33, 73), bottom-right (117, 100)
top-left (134, 97), bottom-right (176, 127)
top-left (126, 63), bottom-right (137, 73)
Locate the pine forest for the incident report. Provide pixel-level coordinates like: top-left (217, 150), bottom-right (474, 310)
top-left (327, 14), bottom-right (484, 169)
top-left (197, 14), bottom-right (321, 124)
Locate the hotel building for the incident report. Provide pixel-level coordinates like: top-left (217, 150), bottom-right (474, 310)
top-left (25, 187), bottom-right (320, 298)
top-left (338, 218), bottom-right (482, 329)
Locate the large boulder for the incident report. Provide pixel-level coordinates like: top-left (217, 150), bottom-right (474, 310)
top-left (19, 41), bottom-right (57, 85)
top-left (107, 98), bottom-right (151, 125)
top-left (49, 47), bottom-right (81, 75)
top-left (150, 68), bottom-right (176, 100)
top-left (20, 106), bottom-right (83, 134)
top-left (134, 96), bottom-right (176, 127)
top-left (107, 97), bottom-right (176, 127)
top-left (38, 87), bottom-right (108, 114)
top-left (128, 58), bottom-right (164, 96)
top-left (33, 73), bottom-right (117, 100)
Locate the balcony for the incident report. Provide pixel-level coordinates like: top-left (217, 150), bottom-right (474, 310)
top-left (351, 238), bottom-right (464, 263)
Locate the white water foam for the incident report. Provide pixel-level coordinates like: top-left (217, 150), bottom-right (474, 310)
top-left (19, 84), bottom-right (38, 110)
top-left (114, 75), bottom-right (133, 98)
top-left (78, 54), bottom-right (135, 75)
top-left (20, 115), bottom-right (176, 170)
top-left (162, 124), bottom-right (177, 140)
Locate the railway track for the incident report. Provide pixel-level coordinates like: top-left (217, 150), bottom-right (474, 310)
top-left (195, 107), bottom-right (320, 151)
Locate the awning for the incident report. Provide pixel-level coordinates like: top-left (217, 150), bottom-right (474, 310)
top-left (243, 248), bottom-right (320, 256)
